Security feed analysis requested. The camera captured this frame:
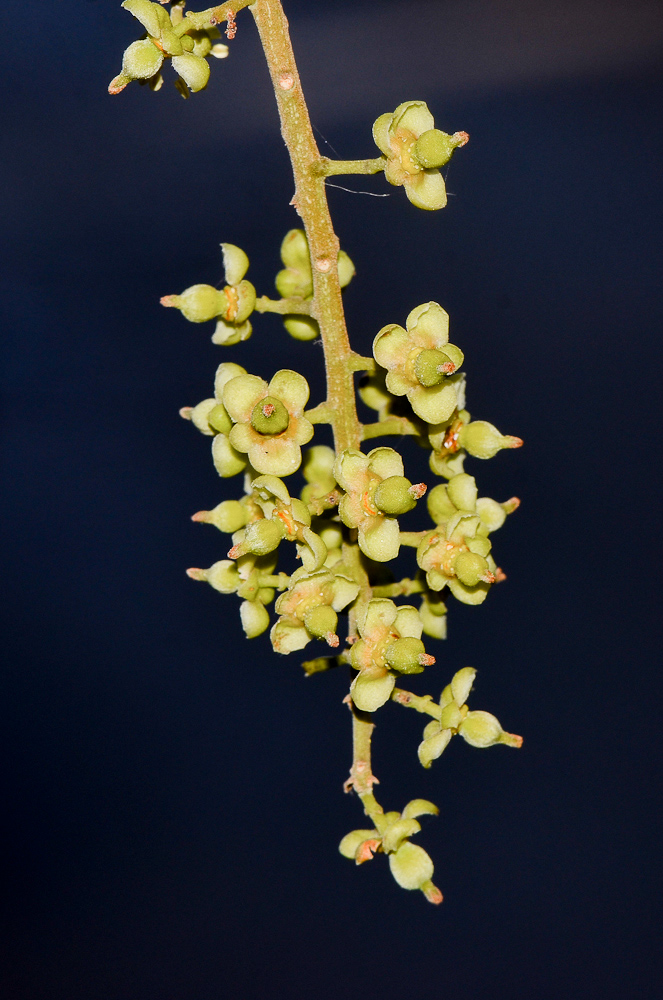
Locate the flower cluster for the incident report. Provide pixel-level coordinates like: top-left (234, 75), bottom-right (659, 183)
top-left (108, 0), bottom-right (229, 97)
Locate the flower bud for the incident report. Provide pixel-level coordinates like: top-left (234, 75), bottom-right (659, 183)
top-left (388, 842), bottom-right (434, 890)
top-left (454, 550), bottom-right (492, 586)
top-left (161, 284), bottom-right (228, 323)
top-left (250, 396), bottom-right (290, 435)
top-left (303, 604), bottom-right (338, 640)
top-left (458, 420), bottom-right (523, 460)
top-left (122, 39), bottom-right (163, 81)
top-left (412, 128), bottom-right (467, 169)
top-left (276, 268), bottom-right (311, 299)
top-left (239, 599), bottom-right (270, 638)
top-left (374, 476), bottom-right (418, 515)
top-left (172, 53), bottom-right (210, 93)
top-left (280, 228), bottom-right (310, 270)
top-left (384, 637), bottom-right (428, 674)
top-left (243, 519), bottom-right (284, 556)
top-left (447, 473), bottom-right (478, 511)
top-left (283, 316), bottom-right (320, 341)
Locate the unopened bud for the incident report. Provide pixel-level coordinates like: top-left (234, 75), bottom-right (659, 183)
top-left (458, 709), bottom-right (523, 749)
top-left (283, 316), bottom-right (320, 341)
top-left (192, 499), bottom-right (248, 533)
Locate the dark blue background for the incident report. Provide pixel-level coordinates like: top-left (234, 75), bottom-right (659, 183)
top-left (2, 1), bottom-right (662, 997)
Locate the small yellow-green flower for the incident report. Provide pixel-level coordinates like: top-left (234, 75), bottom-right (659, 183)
top-left (372, 101), bottom-right (468, 210)
top-left (350, 599), bottom-right (434, 712)
top-left (428, 409), bottom-right (523, 477)
top-left (339, 798), bottom-right (442, 903)
top-left (161, 243), bottom-right (256, 345)
top-left (373, 302), bottom-right (464, 425)
top-left (417, 473), bottom-right (518, 604)
top-left (222, 369), bottom-right (314, 477)
top-left (270, 567), bottom-right (360, 654)
top-left (108, 0), bottom-right (215, 95)
top-left (334, 447), bottom-right (426, 562)
top-left (418, 667), bottom-right (523, 768)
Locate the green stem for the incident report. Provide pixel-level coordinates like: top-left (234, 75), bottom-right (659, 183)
top-left (305, 402), bottom-right (334, 424)
top-left (313, 157), bottom-right (386, 177)
top-left (258, 573), bottom-right (291, 590)
top-left (250, 0), bottom-right (362, 455)
top-left (347, 354), bottom-right (376, 373)
top-left (183, 1), bottom-right (254, 31)
top-left (372, 578), bottom-right (424, 598)
top-left (361, 416), bottom-right (421, 440)
top-left (391, 688), bottom-right (441, 720)
top-left (255, 295), bottom-right (313, 316)
top-left (399, 530), bottom-right (429, 547)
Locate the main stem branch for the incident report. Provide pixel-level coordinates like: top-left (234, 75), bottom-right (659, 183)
top-left (251, 0), bottom-right (362, 456)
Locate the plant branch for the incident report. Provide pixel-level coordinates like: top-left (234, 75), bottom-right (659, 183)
top-left (251, 0), bottom-right (362, 455)
top-left (391, 688), bottom-right (441, 720)
top-left (254, 295), bottom-right (313, 316)
top-left (312, 156), bottom-right (386, 177)
top-left (361, 416), bottom-right (421, 440)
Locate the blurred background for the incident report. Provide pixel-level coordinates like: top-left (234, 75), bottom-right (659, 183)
top-left (2, 0), bottom-right (662, 996)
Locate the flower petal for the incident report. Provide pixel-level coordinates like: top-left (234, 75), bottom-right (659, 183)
top-left (405, 169), bottom-right (447, 211)
top-left (333, 450), bottom-right (368, 492)
top-left (406, 301), bottom-right (450, 346)
top-left (248, 436), bottom-right (302, 477)
top-left (392, 101), bottom-right (435, 138)
top-left (359, 516), bottom-right (400, 562)
top-left (350, 670), bottom-right (396, 713)
top-left (228, 422), bottom-right (256, 454)
top-left (367, 447), bottom-right (404, 481)
top-left (221, 243), bottom-right (249, 285)
top-left (394, 605), bottom-right (423, 639)
top-left (373, 323), bottom-right (410, 370)
top-left (408, 382), bottom-right (457, 424)
top-left (388, 841), bottom-right (434, 890)
top-left (359, 597), bottom-right (398, 636)
top-left (211, 434), bottom-right (247, 477)
top-left (223, 374), bottom-right (267, 422)
top-left (385, 370), bottom-right (412, 397)
top-left (214, 362), bottom-right (248, 401)
top-left (270, 618), bottom-right (310, 654)
top-left (268, 369), bottom-right (310, 413)
top-left (291, 415), bottom-right (314, 446)
top-left (372, 112), bottom-right (393, 156)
